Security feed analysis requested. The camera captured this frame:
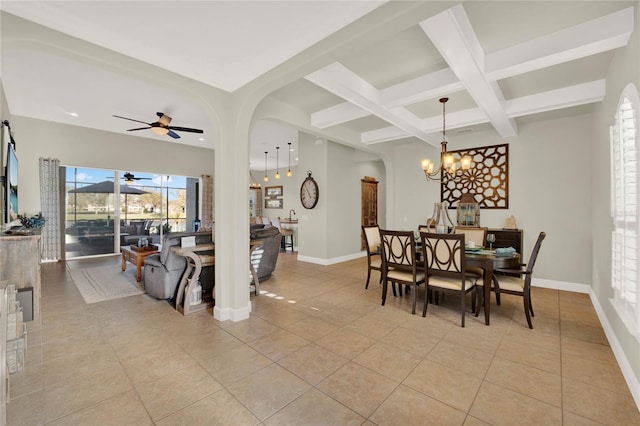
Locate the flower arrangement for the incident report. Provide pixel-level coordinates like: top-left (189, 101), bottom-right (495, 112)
top-left (17, 212), bottom-right (46, 229)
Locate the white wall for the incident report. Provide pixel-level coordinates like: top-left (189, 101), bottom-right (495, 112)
top-left (10, 116), bottom-right (215, 218)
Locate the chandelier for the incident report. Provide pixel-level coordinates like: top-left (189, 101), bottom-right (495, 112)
top-left (421, 97), bottom-right (471, 181)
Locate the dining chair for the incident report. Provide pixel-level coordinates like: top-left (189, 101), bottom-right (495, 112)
top-left (482, 231), bottom-right (547, 329)
top-left (419, 231), bottom-right (478, 327)
top-left (379, 229), bottom-right (425, 314)
top-left (362, 225), bottom-right (383, 289)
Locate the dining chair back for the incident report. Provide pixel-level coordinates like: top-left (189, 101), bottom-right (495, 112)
top-left (453, 226), bottom-right (487, 284)
top-left (453, 226), bottom-right (487, 247)
top-left (420, 231), bottom-right (478, 327)
top-left (362, 225), bottom-right (382, 289)
top-left (488, 231), bottom-right (547, 328)
top-left (379, 229), bottom-right (425, 314)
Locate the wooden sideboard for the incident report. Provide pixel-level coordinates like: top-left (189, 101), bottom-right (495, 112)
top-left (0, 232), bottom-right (41, 321)
top-left (488, 228), bottom-right (523, 255)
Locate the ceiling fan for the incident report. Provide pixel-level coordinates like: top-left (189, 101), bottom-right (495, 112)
top-left (113, 112), bottom-right (204, 139)
top-left (122, 172), bottom-right (151, 184)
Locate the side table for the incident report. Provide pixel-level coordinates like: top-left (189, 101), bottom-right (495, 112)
top-left (121, 245), bottom-right (160, 282)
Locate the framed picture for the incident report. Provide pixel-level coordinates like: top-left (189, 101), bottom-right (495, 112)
top-left (265, 186), bottom-right (283, 197)
top-left (265, 198), bottom-right (283, 209)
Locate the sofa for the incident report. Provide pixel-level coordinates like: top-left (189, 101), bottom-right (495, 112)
top-left (144, 226), bottom-right (281, 300)
top-left (143, 231), bottom-right (214, 300)
top-left (250, 224), bottom-right (281, 282)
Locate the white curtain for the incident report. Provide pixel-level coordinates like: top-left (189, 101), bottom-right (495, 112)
top-left (39, 158), bottom-right (61, 261)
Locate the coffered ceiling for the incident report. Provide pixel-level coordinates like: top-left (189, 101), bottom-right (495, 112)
top-left (0, 1), bottom-right (636, 171)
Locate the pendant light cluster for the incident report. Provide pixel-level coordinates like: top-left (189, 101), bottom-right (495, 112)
top-left (421, 97), bottom-right (472, 181)
top-left (263, 142), bottom-right (294, 181)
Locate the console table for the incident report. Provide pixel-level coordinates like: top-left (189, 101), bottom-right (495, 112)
top-left (172, 243), bottom-right (215, 315)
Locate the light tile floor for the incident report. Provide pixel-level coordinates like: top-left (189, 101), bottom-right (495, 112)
top-left (7, 253), bottom-right (640, 425)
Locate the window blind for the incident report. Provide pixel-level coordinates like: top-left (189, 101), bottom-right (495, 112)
top-left (611, 87), bottom-right (640, 334)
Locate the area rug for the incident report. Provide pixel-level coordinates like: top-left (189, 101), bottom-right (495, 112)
top-left (70, 265), bottom-right (144, 304)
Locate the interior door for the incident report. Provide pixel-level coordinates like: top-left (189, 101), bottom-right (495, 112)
top-left (361, 176), bottom-right (378, 250)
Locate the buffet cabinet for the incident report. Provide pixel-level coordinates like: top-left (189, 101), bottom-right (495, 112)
top-left (488, 228), bottom-right (523, 255)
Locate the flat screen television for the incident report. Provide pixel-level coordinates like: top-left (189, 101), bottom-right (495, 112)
top-left (5, 141), bottom-right (18, 223)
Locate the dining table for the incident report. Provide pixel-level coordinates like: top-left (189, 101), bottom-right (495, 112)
top-left (465, 250), bottom-right (520, 325)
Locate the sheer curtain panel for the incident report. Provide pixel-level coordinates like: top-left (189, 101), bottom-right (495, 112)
top-left (39, 158), bottom-right (61, 261)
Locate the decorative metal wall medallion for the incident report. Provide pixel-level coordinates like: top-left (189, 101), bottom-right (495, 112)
top-left (441, 144), bottom-right (508, 209)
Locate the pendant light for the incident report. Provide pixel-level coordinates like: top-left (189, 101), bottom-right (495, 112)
top-left (275, 146), bottom-right (281, 179)
top-left (263, 151), bottom-right (269, 182)
top-left (287, 142), bottom-right (293, 177)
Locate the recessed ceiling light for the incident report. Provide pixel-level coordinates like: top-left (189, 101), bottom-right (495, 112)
top-left (199, 137), bottom-right (205, 141)
top-left (67, 112), bottom-right (79, 117)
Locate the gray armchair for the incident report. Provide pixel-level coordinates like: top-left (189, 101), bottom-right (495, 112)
top-left (143, 231), bottom-right (214, 300)
top-left (250, 225), bottom-right (281, 282)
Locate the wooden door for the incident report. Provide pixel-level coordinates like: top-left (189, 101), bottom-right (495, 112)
top-left (361, 176), bottom-right (378, 249)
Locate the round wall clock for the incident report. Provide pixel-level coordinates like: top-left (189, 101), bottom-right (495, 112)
top-left (300, 171), bottom-right (319, 209)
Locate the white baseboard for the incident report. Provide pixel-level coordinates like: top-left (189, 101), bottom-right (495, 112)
top-left (298, 251), bottom-right (366, 266)
top-left (533, 278), bottom-right (640, 411)
top-left (213, 302), bottom-right (251, 322)
top-left (532, 277), bottom-right (591, 293)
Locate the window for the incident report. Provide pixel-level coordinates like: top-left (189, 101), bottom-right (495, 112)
top-left (611, 83), bottom-right (640, 338)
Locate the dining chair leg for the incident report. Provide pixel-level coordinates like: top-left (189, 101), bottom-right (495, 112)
top-left (474, 287), bottom-right (483, 318)
top-left (422, 286), bottom-right (429, 317)
top-left (471, 289), bottom-right (476, 314)
top-left (460, 292), bottom-right (466, 327)
top-left (523, 291), bottom-right (533, 329)
top-left (492, 276), bottom-right (501, 305)
top-left (411, 283), bottom-right (417, 314)
top-left (381, 279), bottom-right (388, 306)
top-left (365, 268), bottom-right (372, 289)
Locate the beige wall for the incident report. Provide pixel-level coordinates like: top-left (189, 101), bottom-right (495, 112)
top-left (384, 112), bottom-right (593, 285)
top-left (591, 2), bottom-right (640, 396)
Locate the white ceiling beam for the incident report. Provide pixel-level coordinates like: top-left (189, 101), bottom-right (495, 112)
top-left (311, 6), bottom-right (632, 132)
top-left (379, 68), bottom-right (464, 109)
top-left (420, 4), bottom-right (518, 138)
top-left (504, 80), bottom-right (606, 117)
top-left (310, 102), bottom-right (369, 129)
top-left (305, 62), bottom-right (433, 141)
top-left (485, 7), bottom-right (634, 81)
top-left (362, 79), bottom-right (606, 144)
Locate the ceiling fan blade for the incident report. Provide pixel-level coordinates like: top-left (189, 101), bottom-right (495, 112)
top-left (167, 130), bottom-right (181, 139)
top-left (168, 126), bottom-right (204, 134)
top-left (113, 115), bottom-right (151, 125)
top-left (126, 127), bottom-right (151, 131)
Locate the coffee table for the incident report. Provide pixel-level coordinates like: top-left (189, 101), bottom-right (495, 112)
top-left (121, 245), bottom-right (160, 282)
